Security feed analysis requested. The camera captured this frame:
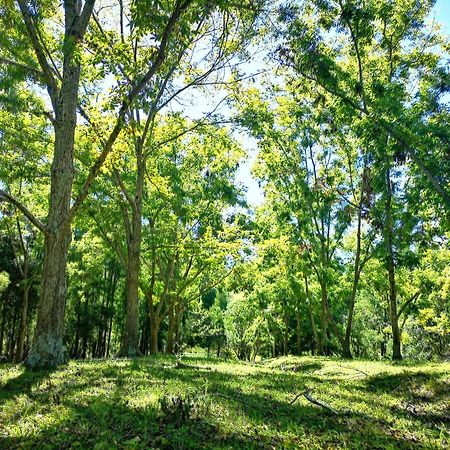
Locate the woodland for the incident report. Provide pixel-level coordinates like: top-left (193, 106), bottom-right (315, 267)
top-left (0, 0), bottom-right (449, 448)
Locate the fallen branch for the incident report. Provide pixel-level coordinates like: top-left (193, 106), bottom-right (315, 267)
top-left (339, 364), bottom-right (369, 377)
top-left (303, 389), bottom-right (340, 415)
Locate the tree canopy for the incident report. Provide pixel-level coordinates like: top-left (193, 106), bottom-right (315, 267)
top-left (0, 0), bottom-right (449, 368)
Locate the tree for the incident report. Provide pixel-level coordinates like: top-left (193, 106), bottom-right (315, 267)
top-left (0, 0), bottom-right (263, 367)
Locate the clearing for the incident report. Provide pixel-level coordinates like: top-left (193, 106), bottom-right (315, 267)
top-left (0, 356), bottom-right (449, 449)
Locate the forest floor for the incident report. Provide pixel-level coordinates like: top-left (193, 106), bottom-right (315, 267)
top-left (0, 355), bottom-right (449, 449)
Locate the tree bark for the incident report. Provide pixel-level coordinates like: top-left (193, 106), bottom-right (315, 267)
top-left (120, 223), bottom-right (141, 356)
top-left (117, 118), bottom-right (146, 357)
top-left (304, 275), bottom-right (319, 355)
top-left (384, 168), bottom-right (402, 360)
top-left (27, 224), bottom-right (72, 367)
top-left (150, 320), bottom-right (160, 354)
top-left (166, 299), bottom-right (175, 354)
top-left (318, 280), bottom-right (329, 355)
top-left (15, 283), bottom-right (30, 363)
top-left (342, 205), bottom-right (363, 359)
top-left (24, 1), bottom-right (94, 368)
top-left (295, 309), bottom-right (302, 355)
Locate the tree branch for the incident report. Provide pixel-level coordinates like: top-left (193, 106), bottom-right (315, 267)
top-left (68, 0), bottom-right (193, 223)
top-left (398, 290), bottom-right (421, 318)
top-left (17, 0), bottom-right (60, 109)
top-left (0, 189), bottom-right (48, 235)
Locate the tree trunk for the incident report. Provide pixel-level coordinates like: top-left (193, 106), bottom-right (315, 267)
top-left (342, 203), bottom-right (363, 359)
top-left (384, 168), bottom-right (402, 360)
top-left (318, 281), bottom-right (329, 355)
top-left (27, 225), bottom-right (72, 367)
top-left (25, 6), bottom-right (84, 367)
top-left (295, 310), bottom-right (302, 355)
top-left (150, 321), bottom-right (160, 354)
top-left (304, 275), bottom-right (319, 355)
top-left (283, 302), bottom-right (289, 356)
top-left (0, 302), bottom-right (5, 356)
top-left (82, 291), bottom-right (90, 359)
top-left (15, 283), bottom-right (30, 363)
top-left (120, 227), bottom-right (141, 356)
top-left (166, 300), bottom-right (175, 354)
top-left (119, 135), bottom-right (145, 357)
top-left (174, 302), bottom-right (183, 353)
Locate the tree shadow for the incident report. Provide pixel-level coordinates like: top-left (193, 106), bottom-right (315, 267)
top-left (0, 365), bottom-right (58, 403)
top-left (1, 357), bottom-right (447, 449)
top-left (363, 372), bottom-right (439, 394)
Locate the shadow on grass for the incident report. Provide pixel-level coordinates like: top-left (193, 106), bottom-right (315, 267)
top-left (0, 357), bottom-right (447, 449)
top-left (362, 370), bottom-right (446, 398)
top-left (0, 365), bottom-right (58, 403)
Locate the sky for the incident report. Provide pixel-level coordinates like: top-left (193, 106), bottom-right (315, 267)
top-left (236, 0), bottom-right (450, 208)
top-left (435, 0), bottom-right (450, 33)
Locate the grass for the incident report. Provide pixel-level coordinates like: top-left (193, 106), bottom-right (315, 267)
top-left (0, 355), bottom-right (449, 449)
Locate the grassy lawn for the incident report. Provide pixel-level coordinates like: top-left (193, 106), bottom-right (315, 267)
top-left (0, 355), bottom-right (449, 449)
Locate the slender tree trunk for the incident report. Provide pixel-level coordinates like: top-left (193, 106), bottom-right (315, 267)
top-left (343, 207), bottom-right (363, 358)
top-left (318, 281), bottom-right (329, 355)
top-left (106, 314), bottom-right (113, 357)
top-left (384, 168), bottom-right (402, 360)
top-left (0, 303), bottom-right (5, 356)
top-left (283, 308), bottom-right (289, 356)
top-left (166, 299), bottom-right (175, 354)
top-left (295, 309), bottom-right (302, 355)
top-left (304, 275), bottom-right (319, 355)
top-left (174, 302), bottom-right (183, 353)
top-left (15, 283), bottom-right (30, 363)
top-left (82, 291), bottom-right (90, 359)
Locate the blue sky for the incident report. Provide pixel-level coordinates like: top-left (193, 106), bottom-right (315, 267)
top-left (435, 0), bottom-right (450, 32)
top-left (237, 0), bottom-right (450, 207)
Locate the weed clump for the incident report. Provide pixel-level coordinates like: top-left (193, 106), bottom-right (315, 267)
top-left (158, 392), bottom-right (206, 426)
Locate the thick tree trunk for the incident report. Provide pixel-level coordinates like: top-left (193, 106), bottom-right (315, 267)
top-left (27, 225), bottom-right (72, 367)
top-left (25, 5), bottom-right (84, 367)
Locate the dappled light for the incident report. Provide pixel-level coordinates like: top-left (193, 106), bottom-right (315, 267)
top-left (1, 0), bottom-right (449, 448)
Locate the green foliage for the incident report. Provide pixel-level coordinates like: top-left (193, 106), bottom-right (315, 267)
top-left (0, 270), bottom-right (9, 294)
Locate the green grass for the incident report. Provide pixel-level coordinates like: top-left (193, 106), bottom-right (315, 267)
top-left (0, 355), bottom-right (449, 449)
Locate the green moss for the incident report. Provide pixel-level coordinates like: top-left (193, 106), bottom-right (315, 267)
top-left (0, 356), bottom-right (449, 449)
